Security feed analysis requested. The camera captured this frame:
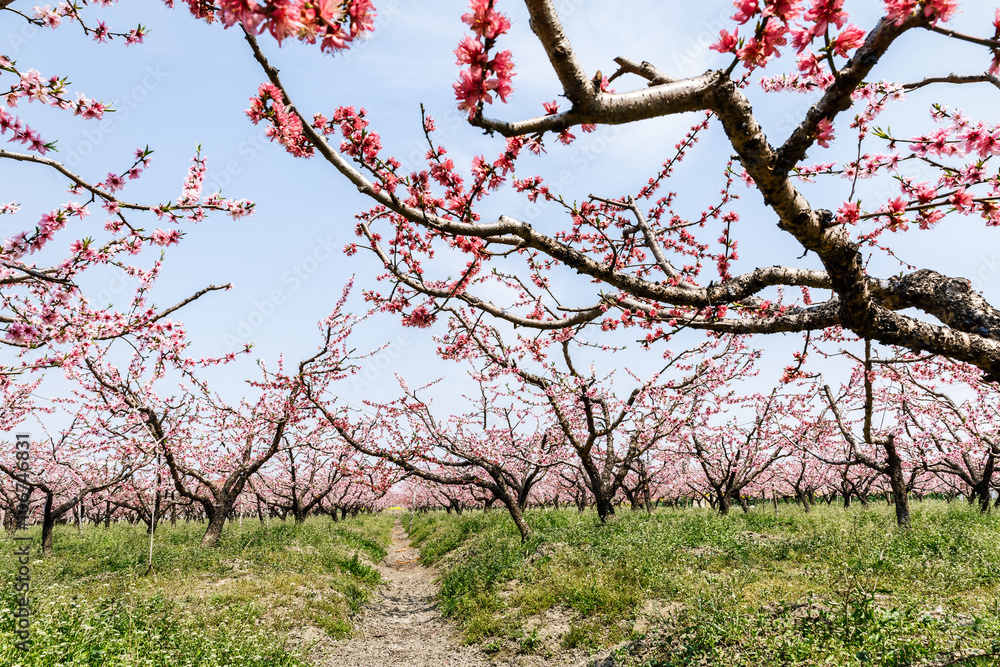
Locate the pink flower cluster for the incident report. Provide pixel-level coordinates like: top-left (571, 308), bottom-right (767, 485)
top-left (177, 154), bottom-right (207, 205)
top-left (32, 4), bottom-right (64, 28)
top-left (319, 106), bottom-right (384, 164)
top-left (1, 60), bottom-right (114, 155)
top-left (909, 111), bottom-right (1000, 160)
top-left (854, 107), bottom-right (1000, 232)
top-left (4, 201), bottom-right (86, 259)
top-left (246, 82), bottom-right (314, 157)
top-left (884, 0), bottom-right (959, 26)
top-left (73, 94), bottom-right (107, 120)
top-left (97, 147), bottom-right (150, 197)
top-left (453, 0), bottom-right (516, 119)
top-left (401, 305), bottom-right (435, 328)
top-left (183, 0), bottom-right (375, 54)
top-left (0, 106), bottom-right (50, 154)
top-left (712, 0), bottom-right (961, 75)
top-left (150, 228), bottom-right (182, 246)
top-left (991, 9), bottom-right (1000, 75)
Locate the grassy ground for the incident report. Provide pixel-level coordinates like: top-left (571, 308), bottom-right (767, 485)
top-left (409, 501), bottom-right (1000, 666)
top-left (0, 513), bottom-right (392, 666)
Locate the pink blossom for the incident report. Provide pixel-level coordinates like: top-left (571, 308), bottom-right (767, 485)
top-left (92, 21), bottom-right (110, 42)
top-left (923, 0), bottom-right (959, 24)
top-left (887, 196), bottom-right (907, 215)
top-left (803, 0), bottom-right (846, 35)
top-left (913, 181), bottom-right (937, 203)
top-left (149, 228), bottom-right (181, 246)
top-left (789, 23), bottom-right (814, 51)
top-left (126, 27), bottom-right (146, 45)
top-left (764, 0), bottom-right (803, 22)
top-left (265, 0), bottom-right (305, 44)
top-left (246, 82), bottom-right (313, 157)
top-left (454, 67), bottom-right (487, 117)
top-left (710, 29), bottom-right (739, 54)
top-left (462, 0), bottom-right (511, 40)
top-left (103, 172), bottom-right (126, 192)
top-left (949, 187), bottom-right (974, 213)
top-left (33, 5), bottom-right (62, 28)
top-left (73, 95), bottom-right (106, 120)
top-left (830, 24), bottom-right (866, 57)
top-left (836, 200), bottom-right (860, 224)
top-left (883, 0), bottom-right (918, 25)
top-left (815, 118), bottom-right (835, 147)
top-left (320, 24), bottom-right (350, 53)
top-left (917, 209), bottom-right (945, 229)
top-left (797, 51), bottom-right (824, 77)
top-left (453, 1), bottom-right (515, 118)
top-left (6, 323), bottom-right (39, 344)
top-left (963, 124), bottom-right (1000, 158)
top-left (347, 0), bottom-right (376, 38)
top-left (733, 0), bottom-right (760, 24)
top-left (489, 50), bottom-right (515, 98)
top-left (454, 36), bottom-right (486, 66)
top-left (402, 305), bottom-right (435, 328)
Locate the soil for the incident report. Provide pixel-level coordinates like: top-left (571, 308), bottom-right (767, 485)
top-left (295, 518), bottom-right (611, 667)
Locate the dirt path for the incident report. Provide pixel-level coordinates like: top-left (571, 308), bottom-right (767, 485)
top-left (294, 518), bottom-right (609, 667)
top-left (298, 517), bottom-right (492, 666)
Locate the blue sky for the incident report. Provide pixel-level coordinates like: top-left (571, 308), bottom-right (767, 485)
top-left (4, 0), bottom-right (999, 432)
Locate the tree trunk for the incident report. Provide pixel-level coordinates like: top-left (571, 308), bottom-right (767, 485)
top-left (737, 492), bottom-right (750, 514)
top-left (148, 489), bottom-right (161, 535)
top-left (885, 439), bottom-right (911, 529)
top-left (497, 492), bottom-right (532, 543)
top-left (975, 453), bottom-right (996, 514)
top-left (716, 490), bottom-right (731, 516)
top-left (593, 493), bottom-right (616, 521)
top-left (41, 491), bottom-right (55, 556)
top-left (796, 490), bottom-right (811, 513)
top-left (200, 501), bottom-right (232, 548)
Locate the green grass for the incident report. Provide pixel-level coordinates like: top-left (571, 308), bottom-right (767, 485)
top-left (0, 513), bottom-right (392, 666)
top-left (410, 501), bottom-right (1000, 665)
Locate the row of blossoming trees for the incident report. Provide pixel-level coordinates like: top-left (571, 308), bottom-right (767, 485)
top-left (5, 0), bottom-right (1000, 550)
top-left (4, 313), bottom-right (999, 551)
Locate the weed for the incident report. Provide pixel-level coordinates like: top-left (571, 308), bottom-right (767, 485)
top-left (0, 513), bottom-right (393, 666)
top-left (411, 501), bottom-right (1000, 664)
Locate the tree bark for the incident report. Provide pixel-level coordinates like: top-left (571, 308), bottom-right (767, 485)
top-left (200, 501), bottom-right (232, 548)
top-left (885, 437), bottom-right (911, 529)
